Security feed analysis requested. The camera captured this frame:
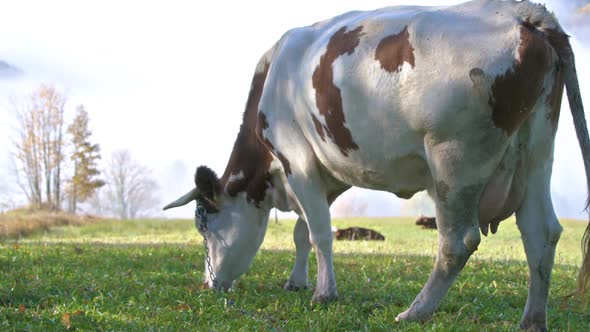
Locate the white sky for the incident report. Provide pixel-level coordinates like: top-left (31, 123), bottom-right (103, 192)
top-left (0, 0), bottom-right (589, 219)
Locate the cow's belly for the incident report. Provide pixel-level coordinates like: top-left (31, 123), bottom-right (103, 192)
top-left (312, 119), bottom-right (526, 233)
top-left (311, 125), bottom-right (432, 199)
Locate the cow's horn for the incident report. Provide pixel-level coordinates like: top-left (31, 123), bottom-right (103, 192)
top-left (163, 188), bottom-right (199, 210)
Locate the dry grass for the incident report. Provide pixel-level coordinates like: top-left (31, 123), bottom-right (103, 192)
top-left (0, 208), bottom-right (102, 239)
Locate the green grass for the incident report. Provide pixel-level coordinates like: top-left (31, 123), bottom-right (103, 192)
top-left (1, 217), bottom-right (589, 331)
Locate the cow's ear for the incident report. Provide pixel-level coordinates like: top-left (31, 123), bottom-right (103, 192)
top-left (195, 166), bottom-right (221, 201)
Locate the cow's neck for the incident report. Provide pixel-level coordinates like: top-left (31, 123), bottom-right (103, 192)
top-left (219, 64), bottom-right (275, 209)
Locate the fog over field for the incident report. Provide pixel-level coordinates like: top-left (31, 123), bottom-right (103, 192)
top-left (0, 0), bottom-right (589, 219)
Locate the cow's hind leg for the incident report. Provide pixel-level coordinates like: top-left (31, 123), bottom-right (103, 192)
top-left (515, 167), bottom-right (561, 331)
top-left (396, 183), bottom-right (483, 322)
top-left (285, 217), bottom-right (312, 290)
top-left (396, 139), bottom-right (502, 322)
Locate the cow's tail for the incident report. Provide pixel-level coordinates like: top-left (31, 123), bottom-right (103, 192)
top-left (519, 0), bottom-right (590, 298)
top-left (547, 26), bottom-right (590, 297)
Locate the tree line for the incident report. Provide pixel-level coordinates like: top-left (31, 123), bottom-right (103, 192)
top-left (8, 84), bottom-right (159, 218)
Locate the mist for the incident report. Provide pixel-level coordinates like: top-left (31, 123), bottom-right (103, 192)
top-left (1, 0), bottom-right (589, 220)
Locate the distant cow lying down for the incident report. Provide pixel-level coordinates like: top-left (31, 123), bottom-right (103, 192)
top-left (334, 227), bottom-right (385, 241)
top-left (415, 216), bottom-right (437, 229)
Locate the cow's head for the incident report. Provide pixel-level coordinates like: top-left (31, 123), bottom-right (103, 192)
top-left (163, 166), bottom-right (270, 290)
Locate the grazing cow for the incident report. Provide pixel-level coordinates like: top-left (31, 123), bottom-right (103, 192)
top-left (164, 0), bottom-right (590, 330)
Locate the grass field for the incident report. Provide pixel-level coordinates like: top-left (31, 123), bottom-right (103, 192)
top-left (1, 217), bottom-right (589, 331)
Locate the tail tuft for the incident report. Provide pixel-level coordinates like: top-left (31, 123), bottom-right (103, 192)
top-left (579, 223), bottom-right (590, 296)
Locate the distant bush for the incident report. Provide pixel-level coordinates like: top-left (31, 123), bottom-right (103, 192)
top-left (0, 208), bottom-right (101, 239)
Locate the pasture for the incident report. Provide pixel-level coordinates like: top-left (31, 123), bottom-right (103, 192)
top-left (1, 217), bottom-right (589, 331)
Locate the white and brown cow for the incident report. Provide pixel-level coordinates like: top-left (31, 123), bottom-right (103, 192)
top-left (164, 0), bottom-right (590, 329)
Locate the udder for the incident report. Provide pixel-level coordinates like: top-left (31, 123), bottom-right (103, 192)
top-left (478, 148), bottom-right (526, 235)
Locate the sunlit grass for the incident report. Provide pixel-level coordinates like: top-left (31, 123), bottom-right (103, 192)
top-left (1, 217), bottom-right (588, 330)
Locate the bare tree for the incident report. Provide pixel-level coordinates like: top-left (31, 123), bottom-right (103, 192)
top-left (12, 84), bottom-right (67, 210)
top-left (103, 150), bottom-right (159, 219)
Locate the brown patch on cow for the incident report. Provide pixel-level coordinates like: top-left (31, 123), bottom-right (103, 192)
top-left (521, 18), bottom-right (542, 33)
top-left (312, 25), bottom-right (363, 156)
top-left (220, 62), bottom-right (274, 207)
top-left (195, 166), bottom-right (221, 199)
top-left (258, 112), bottom-right (293, 176)
top-left (256, 112), bottom-right (276, 151)
top-left (545, 27), bottom-right (571, 52)
top-left (488, 22), bottom-right (553, 135)
top-left (276, 152), bottom-right (292, 176)
top-left (374, 26), bottom-right (415, 73)
top-left (546, 64), bottom-right (564, 130)
top-left (544, 28), bottom-right (569, 130)
top-left (435, 180), bottom-right (450, 202)
top-left (311, 114), bottom-right (326, 142)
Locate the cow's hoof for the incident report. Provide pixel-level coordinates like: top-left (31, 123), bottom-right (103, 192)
top-left (520, 319), bottom-right (547, 332)
top-left (311, 291), bottom-right (338, 304)
top-left (395, 308), bottom-right (433, 323)
top-left (519, 311), bottom-right (547, 331)
top-left (284, 281), bottom-right (308, 291)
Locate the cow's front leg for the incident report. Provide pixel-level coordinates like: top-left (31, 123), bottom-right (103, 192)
top-left (287, 173), bottom-right (336, 302)
top-left (308, 211), bottom-right (337, 303)
top-left (284, 217), bottom-right (312, 291)
top-left (310, 228), bottom-right (337, 302)
top-left (256, 109), bottom-right (336, 302)
top-left (300, 190), bottom-right (336, 303)
top-left (397, 183), bottom-right (482, 322)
